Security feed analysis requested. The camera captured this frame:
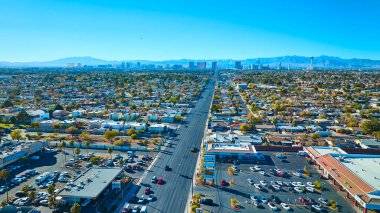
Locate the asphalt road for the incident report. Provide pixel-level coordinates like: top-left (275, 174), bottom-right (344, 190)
top-left (134, 74), bottom-right (216, 213)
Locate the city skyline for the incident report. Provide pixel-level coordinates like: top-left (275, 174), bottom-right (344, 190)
top-left (1, 0), bottom-right (380, 61)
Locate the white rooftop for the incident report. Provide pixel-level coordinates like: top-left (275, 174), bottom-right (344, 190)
top-left (338, 155), bottom-right (380, 192)
top-left (312, 146), bottom-right (347, 156)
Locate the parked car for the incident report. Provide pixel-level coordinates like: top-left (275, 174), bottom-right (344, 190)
top-left (147, 194), bottom-right (154, 202)
top-left (144, 188), bottom-right (151, 195)
top-left (247, 178), bottom-right (254, 185)
top-left (281, 202), bottom-right (291, 211)
top-left (268, 202), bottom-right (278, 211)
top-left (221, 179), bottom-right (227, 186)
top-left (151, 176), bottom-right (157, 183)
top-left (157, 177), bottom-right (164, 185)
top-left (318, 197), bottom-right (330, 206)
top-left (258, 196), bottom-right (268, 204)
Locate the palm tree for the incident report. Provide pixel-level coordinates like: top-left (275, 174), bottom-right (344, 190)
top-left (28, 191), bottom-right (36, 201)
top-left (0, 169), bottom-right (10, 203)
top-left (75, 147), bottom-right (81, 156)
top-left (70, 202), bottom-right (81, 213)
top-left (69, 140), bottom-right (75, 158)
top-left (47, 184), bottom-right (56, 209)
top-left (118, 158), bottom-right (124, 168)
top-left (85, 140), bottom-right (90, 155)
top-left (108, 147), bottom-right (113, 160)
top-left (60, 141), bottom-right (67, 166)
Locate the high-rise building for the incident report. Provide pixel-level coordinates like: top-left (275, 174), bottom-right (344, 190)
top-left (136, 62), bottom-right (141, 69)
top-left (197, 62), bottom-right (206, 69)
top-left (212, 61), bottom-right (218, 70)
top-left (189, 61), bottom-right (195, 69)
top-left (235, 61), bottom-right (242, 70)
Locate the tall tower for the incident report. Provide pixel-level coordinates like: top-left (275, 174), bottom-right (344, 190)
top-left (310, 57), bottom-right (314, 71)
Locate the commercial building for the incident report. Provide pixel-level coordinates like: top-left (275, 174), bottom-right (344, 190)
top-left (212, 61), bottom-right (217, 70)
top-left (197, 62), bottom-right (206, 69)
top-left (235, 61), bottom-right (242, 70)
top-left (57, 168), bottom-right (123, 204)
top-left (205, 143), bottom-right (264, 162)
top-left (0, 140), bottom-right (48, 169)
top-left (305, 146), bottom-right (380, 213)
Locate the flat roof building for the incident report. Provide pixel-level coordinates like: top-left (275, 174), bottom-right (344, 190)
top-left (57, 168), bottom-right (122, 203)
top-left (305, 146), bottom-right (380, 213)
top-left (0, 140), bottom-right (48, 169)
top-left (206, 143), bottom-right (263, 162)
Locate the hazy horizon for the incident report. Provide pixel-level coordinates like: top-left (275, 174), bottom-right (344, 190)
top-left (1, 0), bottom-right (380, 61)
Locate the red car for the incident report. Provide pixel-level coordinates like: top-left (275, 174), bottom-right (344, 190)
top-left (144, 187), bottom-right (151, 195)
top-left (221, 179), bottom-right (227, 186)
top-left (299, 197), bottom-right (309, 205)
top-left (157, 177), bottom-right (164, 185)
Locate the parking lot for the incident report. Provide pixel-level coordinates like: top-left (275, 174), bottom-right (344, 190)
top-left (0, 147), bottom-right (156, 212)
top-left (194, 151), bottom-right (357, 213)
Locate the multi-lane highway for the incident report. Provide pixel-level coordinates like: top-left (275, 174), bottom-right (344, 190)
top-left (132, 73), bottom-right (215, 213)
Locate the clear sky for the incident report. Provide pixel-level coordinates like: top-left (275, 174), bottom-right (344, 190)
top-left (1, 0), bottom-right (380, 61)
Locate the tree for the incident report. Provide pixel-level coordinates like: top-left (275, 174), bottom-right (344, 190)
top-left (131, 134), bottom-right (137, 140)
top-left (127, 128), bottom-right (136, 136)
top-left (104, 130), bottom-right (119, 141)
top-left (66, 126), bottom-right (78, 139)
top-left (2, 99), bottom-right (13, 108)
top-left (70, 202), bottom-right (81, 213)
top-left (75, 147), bottom-right (81, 156)
top-left (108, 147), bottom-right (113, 160)
top-left (69, 140), bottom-right (75, 157)
top-left (311, 132), bottom-right (321, 140)
top-left (89, 156), bottom-right (102, 165)
top-left (80, 132), bottom-right (90, 142)
top-left (85, 140), bottom-right (91, 155)
top-left (361, 119), bottom-right (380, 134)
top-left (228, 166), bottom-right (235, 176)
top-left (59, 141), bottom-right (67, 166)
top-left (28, 191), bottom-right (36, 201)
top-left (47, 184), bottom-right (55, 196)
top-left (21, 184), bottom-right (30, 194)
top-left (174, 116), bottom-right (182, 123)
top-left (240, 124), bottom-right (254, 132)
top-left (0, 169), bottom-right (10, 203)
top-left (54, 104), bottom-right (64, 111)
top-left (118, 158), bottom-right (124, 168)
top-left (10, 129), bottom-right (22, 141)
top-left (374, 131), bottom-right (380, 140)
top-left (15, 110), bottom-right (32, 124)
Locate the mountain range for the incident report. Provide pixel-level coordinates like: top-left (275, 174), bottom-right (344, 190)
top-left (1, 55), bottom-right (380, 69)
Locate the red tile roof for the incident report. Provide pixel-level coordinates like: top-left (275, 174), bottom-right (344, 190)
top-left (316, 154), bottom-right (374, 196)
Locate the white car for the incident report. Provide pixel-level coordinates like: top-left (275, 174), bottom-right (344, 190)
top-left (247, 178), bottom-right (254, 185)
top-left (306, 186), bottom-right (315, 192)
top-left (291, 182), bottom-right (298, 187)
top-left (259, 171), bottom-right (266, 176)
top-left (318, 197), bottom-right (329, 205)
top-left (254, 165), bottom-right (262, 171)
top-left (272, 184), bottom-right (281, 191)
top-left (276, 180), bottom-right (283, 186)
top-left (138, 195), bottom-right (145, 204)
top-left (268, 202), bottom-right (278, 211)
top-left (293, 172), bottom-right (302, 177)
top-left (297, 182), bottom-right (305, 187)
top-left (249, 167), bottom-right (255, 171)
top-left (254, 184), bottom-right (262, 190)
top-left (281, 202), bottom-right (291, 211)
top-left (232, 166), bottom-right (238, 171)
top-left (132, 205), bottom-right (140, 213)
top-left (294, 187), bottom-right (304, 193)
top-left (307, 182), bottom-right (315, 187)
top-left (312, 204), bottom-right (326, 212)
top-left (260, 180), bottom-right (268, 186)
top-left (147, 194), bottom-right (154, 201)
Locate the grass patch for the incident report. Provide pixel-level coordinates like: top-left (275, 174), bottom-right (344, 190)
top-left (0, 123), bottom-right (14, 129)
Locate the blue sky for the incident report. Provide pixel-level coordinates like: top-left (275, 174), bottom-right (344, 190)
top-left (1, 0), bottom-right (380, 61)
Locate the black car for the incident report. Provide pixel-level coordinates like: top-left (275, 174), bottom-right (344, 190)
top-left (200, 198), bottom-right (214, 205)
top-left (164, 165), bottom-right (171, 171)
top-left (270, 195), bottom-right (281, 204)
